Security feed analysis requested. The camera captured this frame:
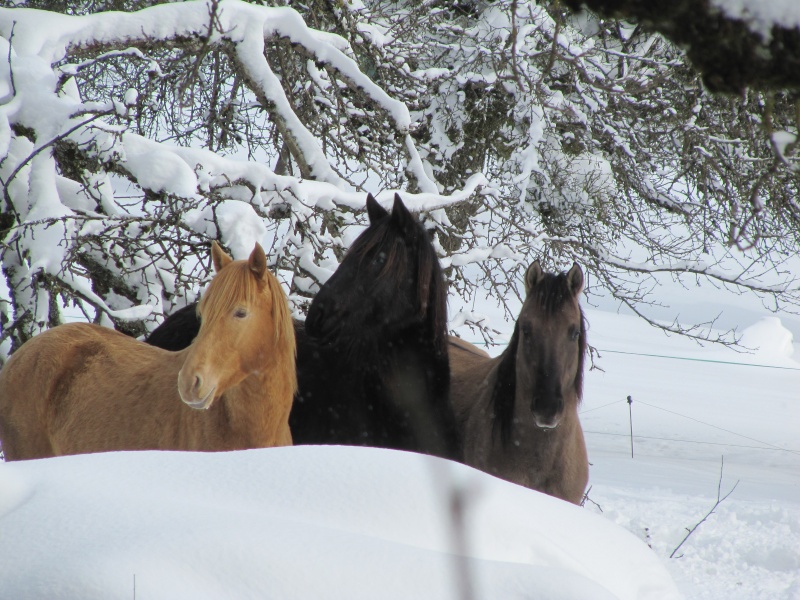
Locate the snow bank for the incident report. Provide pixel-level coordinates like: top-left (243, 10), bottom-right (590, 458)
top-left (0, 446), bottom-right (681, 600)
top-left (738, 317), bottom-right (795, 363)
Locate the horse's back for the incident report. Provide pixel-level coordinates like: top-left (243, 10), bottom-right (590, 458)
top-left (146, 303), bottom-right (200, 351)
top-left (448, 336), bottom-right (495, 411)
top-left (445, 336), bottom-right (501, 465)
top-left (448, 335), bottom-right (491, 359)
top-left (0, 328), bottom-right (58, 459)
top-left (0, 323), bottom-right (109, 408)
top-left (0, 323), bottom-right (183, 459)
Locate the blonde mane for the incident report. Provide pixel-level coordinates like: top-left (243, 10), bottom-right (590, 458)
top-left (198, 260), bottom-right (296, 358)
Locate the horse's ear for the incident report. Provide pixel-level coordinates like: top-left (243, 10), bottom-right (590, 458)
top-left (524, 261), bottom-right (544, 295)
top-left (390, 193), bottom-right (416, 235)
top-left (567, 262), bottom-right (584, 296)
top-left (248, 242), bottom-right (268, 281)
top-left (211, 241), bottom-right (233, 273)
top-left (366, 193), bottom-right (388, 223)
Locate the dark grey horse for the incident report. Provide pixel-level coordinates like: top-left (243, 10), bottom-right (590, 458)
top-left (449, 262), bottom-right (588, 503)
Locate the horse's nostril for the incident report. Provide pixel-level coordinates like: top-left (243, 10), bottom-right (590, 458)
top-left (193, 375), bottom-right (202, 393)
top-left (307, 301), bottom-right (341, 340)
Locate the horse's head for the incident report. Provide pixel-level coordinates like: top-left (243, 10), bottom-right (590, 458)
top-left (178, 242), bottom-right (295, 409)
top-left (305, 193), bottom-right (446, 349)
top-left (514, 261), bottom-right (586, 429)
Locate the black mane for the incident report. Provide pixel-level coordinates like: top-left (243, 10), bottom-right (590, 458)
top-left (344, 211), bottom-right (448, 354)
top-left (291, 195), bottom-right (458, 459)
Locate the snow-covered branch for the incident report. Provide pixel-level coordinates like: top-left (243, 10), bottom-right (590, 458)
top-left (1, 0), bottom-right (799, 359)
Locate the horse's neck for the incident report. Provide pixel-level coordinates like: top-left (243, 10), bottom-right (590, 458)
top-left (214, 353), bottom-right (295, 447)
top-left (380, 324), bottom-right (447, 382)
top-left (391, 321), bottom-right (446, 357)
top-left (484, 341), bottom-right (516, 416)
top-left (227, 352), bottom-right (295, 406)
top-left (330, 322), bottom-right (446, 372)
top-left (297, 321), bottom-right (447, 400)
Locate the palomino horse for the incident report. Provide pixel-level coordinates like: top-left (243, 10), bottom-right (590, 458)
top-left (147, 194), bottom-right (461, 460)
top-left (449, 262), bottom-right (588, 503)
top-left (0, 242), bottom-right (296, 460)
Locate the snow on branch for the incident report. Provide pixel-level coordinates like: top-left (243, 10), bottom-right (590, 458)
top-left (1, 0), bottom-right (799, 360)
top-left (0, 1), bottom-right (487, 358)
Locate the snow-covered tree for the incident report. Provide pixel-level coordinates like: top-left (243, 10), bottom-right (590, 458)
top-left (1, 0), bottom-right (798, 361)
top-left (564, 0), bottom-right (800, 93)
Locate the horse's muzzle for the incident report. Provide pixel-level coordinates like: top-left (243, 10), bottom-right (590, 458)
top-left (178, 370), bottom-right (216, 410)
top-left (534, 415), bottom-right (561, 430)
top-left (181, 386), bottom-right (215, 410)
top-left (305, 303), bottom-right (340, 342)
top-left (532, 397), bottom-right (564, 429)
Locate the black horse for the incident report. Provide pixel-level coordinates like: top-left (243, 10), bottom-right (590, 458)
top-left (146, 194), bottom-right (460, 460)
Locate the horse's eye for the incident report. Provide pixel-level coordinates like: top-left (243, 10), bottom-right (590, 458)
top-left (234, 308), bottom-right (248, 319)
top-left (569, 327), bottom-right (580, 341)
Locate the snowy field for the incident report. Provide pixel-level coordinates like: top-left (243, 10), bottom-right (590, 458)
top-left (0, 298), bottom-right (797, 600)
top-left (580, 310), bottom-right (800, 600)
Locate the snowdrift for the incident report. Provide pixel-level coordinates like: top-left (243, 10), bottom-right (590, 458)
top-left (0, 445), bottom-right (680, 600)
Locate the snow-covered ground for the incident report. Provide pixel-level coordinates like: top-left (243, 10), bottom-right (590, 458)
top-left (0, 302), bottom-right (798, 599)
top-left (581, 310), bottom-right (800, 600)
top-left (0, 445), bottom-right (681, 600)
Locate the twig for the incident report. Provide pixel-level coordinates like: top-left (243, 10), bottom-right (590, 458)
top-left (2, 22), bottom-right (16, 104)
top-left (627, 395), bottom-right (634, 458)
top-left (669, 456), bottom-right (739, 558)
top-left (177, 0), bottom-right (224, 108)
top-left (580, 485), bottom-right (603, 512)
top-left (449, 484), bottom-right (475, 600)
top-left (0, 308), bottom-right (30, 345)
